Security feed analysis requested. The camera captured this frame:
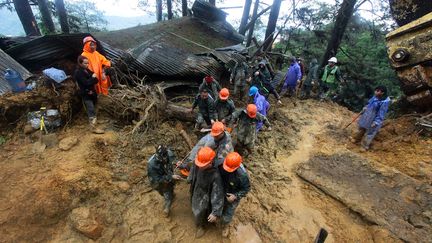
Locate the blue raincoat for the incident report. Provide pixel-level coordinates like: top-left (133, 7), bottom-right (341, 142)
top-left (253, 92), bottom-right (270, 130)
top-left (357, 96), bottom-right (390, 146)
top-left (283, 62), bottom-right (302, 88)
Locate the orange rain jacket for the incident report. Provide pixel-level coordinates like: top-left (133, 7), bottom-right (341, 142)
top-left (81, 42), bottom-right (112, 95)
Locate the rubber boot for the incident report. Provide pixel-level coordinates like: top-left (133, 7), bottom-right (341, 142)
top-left (195, 227), bottom-right (205, 239)
top-left (163, 193), bottom-right (172, 217)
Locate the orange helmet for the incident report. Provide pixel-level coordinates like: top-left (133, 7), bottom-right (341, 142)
top-left (195, 147), bottom-right (216, 167)
top-left (223, 152), bottom-right (242, 172)
top-left (83, 36), bottom-right (96, 44)
top-left (247, 104), bottom-right (257, 118)
top-left (211, 121), bottom-right (225, 137)
top-left (219, 88), bottom-right (229, 100)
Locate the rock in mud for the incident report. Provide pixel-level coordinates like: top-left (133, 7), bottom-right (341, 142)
top-left (69, 207), bottom-right (103, 240)
top-left (24, 125), bottom-right (36, 134)
top-left (59, 137), bottom-right (79, 151)
top-left (41, 134), bottom-right (58, 148)
top-left (115, 181), bottom-right (131, 192)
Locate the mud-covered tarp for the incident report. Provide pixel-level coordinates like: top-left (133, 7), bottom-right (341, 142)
top-left (297, 152), bottom-right (432, 243)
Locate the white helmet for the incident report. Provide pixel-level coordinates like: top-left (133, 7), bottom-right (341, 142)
top-left (328, 57), bottom-right (337, 63)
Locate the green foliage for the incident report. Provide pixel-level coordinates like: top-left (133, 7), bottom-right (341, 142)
top-left (275, 13), bottom-right (400, 111)
top-left (65, 0), bottom-right (107, 32)
top-left (0, 136), bottom-right (6, 146)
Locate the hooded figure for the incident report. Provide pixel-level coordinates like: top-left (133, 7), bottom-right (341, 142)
top-left (147, 145), bottom-right (181, 216)
top-left (250, 61), bottom-right (282, 104)
top-left (352, 86), bottom-right (391, 150)
top-left (301, 58), bottom-right (319, 98)
top-left (281, 57), bottom-right (302, 97)
top-left (81, 36), bottom-right (112, 95)
top-left (249, 86), bottom-right (270, 131)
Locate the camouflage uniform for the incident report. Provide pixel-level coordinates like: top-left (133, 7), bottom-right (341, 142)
top-left (230, 109), bottom-right (270, 154)
top-left (189, 164), bottom-right (224, 227)
top-left (147, 149), bottom-right (176, 209)
top-left (251, 62), bottom-right (281, 101)
top-left (215, 99), bottom-right (236, 124)
top-left (183, 132), bottom-right (234, 171)
top-left (199, 79), bottom-right (222, 100)
top-left (219, 164), bottom-right (250, 224)
top-left (230, 62), bottom-right (249, 100)
top-left (192, 94), bottom-right (217, 128)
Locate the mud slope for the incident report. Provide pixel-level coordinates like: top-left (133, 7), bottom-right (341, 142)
top-left (0, 98), bottom-right (428, 242)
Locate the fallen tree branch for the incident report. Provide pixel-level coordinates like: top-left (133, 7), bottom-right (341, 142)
top-left (180, 129), bottom-right (194, 149)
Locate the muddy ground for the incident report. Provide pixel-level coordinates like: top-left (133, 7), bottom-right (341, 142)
top-left (0, 97), bottom-right (431, 242)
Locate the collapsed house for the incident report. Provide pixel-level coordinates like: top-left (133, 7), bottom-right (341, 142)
top-left (0, 0), bottom-right (248, 128)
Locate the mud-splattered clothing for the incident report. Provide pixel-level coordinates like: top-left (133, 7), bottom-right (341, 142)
top-left (147, 149), bottom-right (176, 205)
top-left (230, 109), bottom-right (270, 150)
top-left (215, 99), bottom-right (236, 123)
top-left (219, 164), bottom-right (250, 224)
top-left (199, 79), bottom-right (222, 101)
top-left (192, 94), bottom-right (217, 126)
top-left (190, 165), bottom-right (224, 226)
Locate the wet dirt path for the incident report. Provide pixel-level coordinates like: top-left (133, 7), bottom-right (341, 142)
top-left (275, 121), bottom-right (334, 242)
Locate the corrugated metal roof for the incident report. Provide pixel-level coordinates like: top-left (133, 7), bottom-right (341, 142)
top-left (1, 32), bottom-right (244, 85)
top-left (131, 42), bottom-right (224, 80)
top-left (2, 33), bottom-right (149, 78)
top-left (0, 49), bottom-right (32, 95)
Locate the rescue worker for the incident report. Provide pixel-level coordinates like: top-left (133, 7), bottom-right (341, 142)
top-left (249, 86), bottom-right (269, 131)
top-left (351, 86), bottom-right (390, 151)
top-left (320, 57), bottom-right (344, 99)
top-left (190, 89), bottom-right (217, 129)
top-left (178, 121), bottom-right (233, 172)
top-left (219, 152), bottom-right (250, 237)
top-left (215, 88), bottom-right (236, 125)
top-left (250, 61), bottom-right (282, 104)
top-left (189, 146), bottom-right (224, 238)
top-left (73, 55), bottom-right (104, 134)
top-left (229, 104), bottom-right (271, 156)
top-left (281, 57), bottom-right (302, 97)
top-left (199, 75), bottom-right (222, 100)
top-left (81, 36), bottom-right (112, 95)
top-left (301, 58), bottom-right (319, 99)
top-left (297, 57), bottom-right (305, 78)
top-left (147, 145), bottom-right (182, 216)
top-left (230, 61), bottom-right (249, 100)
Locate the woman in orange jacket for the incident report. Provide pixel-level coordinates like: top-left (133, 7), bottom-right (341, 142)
top-left (81, 36), bottom-right (112, 95)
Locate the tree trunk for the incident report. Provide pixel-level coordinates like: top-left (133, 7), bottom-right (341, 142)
top-left (320, 0), bottom-right (357, 68)
top-left (239, 0), bottom-right (252, 35)
top-left (13, 0), bottom-right (41, 36)
top-left (55, 0), bottom-right (69, 33)
top-left (209, 0), bottom-right (216, 6)
top-left (166, 103), bottom-right (195, 122)
top-left (263, 0), bottom-right (282, 52)
top-left (156, 0), bottom-right (162, 22)
top-left (167, 0), bottom-right (173, 19)
top-left (37, 0), bottom-right (55, 33)
top-left (182, 0), bottom-right (188, 16)
top-left (246, 0), bottom-right (259, 47)
top-left (243, 4), bottom-right (272, 38)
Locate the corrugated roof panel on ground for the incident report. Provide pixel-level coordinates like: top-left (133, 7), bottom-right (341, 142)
top-left (0, 49), bottom-right (32, 95)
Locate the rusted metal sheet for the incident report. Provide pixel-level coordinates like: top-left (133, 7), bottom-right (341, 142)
top-left (0, 49), bottom-right (32, 95)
